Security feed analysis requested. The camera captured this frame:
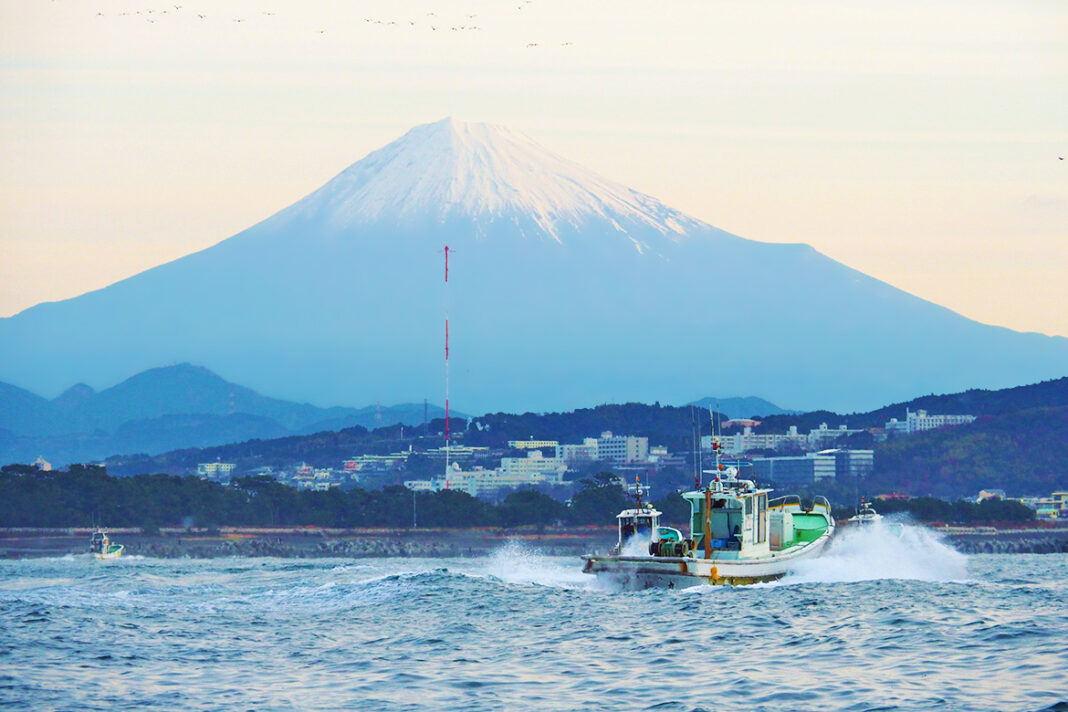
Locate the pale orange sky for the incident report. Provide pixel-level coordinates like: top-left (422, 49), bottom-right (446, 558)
top-left (1, 0), bottom-right (1066, 335)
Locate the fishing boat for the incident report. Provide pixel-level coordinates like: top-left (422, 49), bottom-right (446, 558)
top-left (847, 498), bottom-right (883, 526)
top-left (89, 529), bottom-right (124, 560)
top-left (583, 465), bottom-right (835, 588)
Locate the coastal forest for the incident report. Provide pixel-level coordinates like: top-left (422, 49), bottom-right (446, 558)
top-left (0, 465), bottom-right (1033, 530)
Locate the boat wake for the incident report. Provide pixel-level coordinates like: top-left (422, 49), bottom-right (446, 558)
top-left (781, 520), bottom-right (968, 584)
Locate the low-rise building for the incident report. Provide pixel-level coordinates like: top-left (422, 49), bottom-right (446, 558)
top-left (886, 408), bottom-right (976, 435)
top-left (750, 453), bottom-right (836, 484)
top-left (343, 452), bottom-right (410, 473)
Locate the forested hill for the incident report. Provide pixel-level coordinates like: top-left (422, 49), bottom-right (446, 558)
top-left (752, 377), bottom-right (1068, 433)
top-left (868, 406), bottom-right (1068, 497)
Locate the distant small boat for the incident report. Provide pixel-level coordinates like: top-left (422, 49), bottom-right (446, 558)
top-left (89, 529), bottom-right (124, 560)
top-left (847, 499), bottom-right (883, 526)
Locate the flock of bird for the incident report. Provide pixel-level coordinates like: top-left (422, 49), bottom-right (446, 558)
top-left (90, 1), bottom-right (574, 48)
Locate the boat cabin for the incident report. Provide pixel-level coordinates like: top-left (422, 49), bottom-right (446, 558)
top-left (682, 468), bottom-right (768, 556)
top-left (89, 530), bottom-right (108, 555)
top-left (615, 506), bottom-right (661, 550)
top-left (677, 467), bottom-right (834, 558)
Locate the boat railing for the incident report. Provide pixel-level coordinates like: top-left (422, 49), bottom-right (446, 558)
top-left (769, 495), bottom-right (801, 510)
top-left (812, 496), bottom-right (831, 514)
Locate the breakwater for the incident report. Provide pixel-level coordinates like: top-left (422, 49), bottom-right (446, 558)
top-left (0, 527), bottom-right (616, 559)
top-left (946, 527), bottom-right (1068, 554)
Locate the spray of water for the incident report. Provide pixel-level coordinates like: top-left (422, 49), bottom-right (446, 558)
top-left (481, 540), bottom-right (590, 589)
top-left (783, 519), bottom-right (968, 584)
top-left (619, 535), bottom-right (651, 557)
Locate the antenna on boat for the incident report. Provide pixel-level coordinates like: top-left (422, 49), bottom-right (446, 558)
top-left (710, 404), bottom-right (723, 479)
top-left (696, 407), bottom-right (703, 486)
top-left (691, 406), bottom-right (700, 489)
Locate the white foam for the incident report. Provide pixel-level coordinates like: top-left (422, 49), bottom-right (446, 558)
top-left (782, 520), bottom-right (968, 584)
top-left (480, 540), bottom-right (591, 589)
top-left (619, 535), bottom-right (651, 557)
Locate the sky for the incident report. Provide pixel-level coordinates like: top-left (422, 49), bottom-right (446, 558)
top-left (1, 0), bottom-right (1066, 336)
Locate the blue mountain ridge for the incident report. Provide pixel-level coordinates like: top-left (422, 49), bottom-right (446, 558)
top-left (0, 364), bottom-right (454, 465)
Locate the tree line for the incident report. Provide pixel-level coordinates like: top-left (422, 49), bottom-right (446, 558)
top-left (0, 466), bottom-right (645, 530)
top-left (1, 464), bottom-right (1033, 530)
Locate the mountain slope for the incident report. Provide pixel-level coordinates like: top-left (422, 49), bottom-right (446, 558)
top-left (0, 365), bottom-right (454, 464)
top-left (687, 397), bottom-right (797, 419)
top-left (0, 118), bottom-right (1065, 414)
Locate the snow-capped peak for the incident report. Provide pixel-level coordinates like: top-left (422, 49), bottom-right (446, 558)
top-left (292, 117), bottom-right (698, 240)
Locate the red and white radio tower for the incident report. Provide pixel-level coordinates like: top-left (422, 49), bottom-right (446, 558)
top-left (444, 245), bottom-right (451, 490)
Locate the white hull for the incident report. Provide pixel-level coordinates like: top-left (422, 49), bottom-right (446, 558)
top-left (584, 530), bottom-right (833, 588)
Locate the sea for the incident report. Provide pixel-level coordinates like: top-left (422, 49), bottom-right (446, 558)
top-left (1, 524), bottom-right (1065, 712)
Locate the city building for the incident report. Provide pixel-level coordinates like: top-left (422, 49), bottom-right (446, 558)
top-left (807, 422), bottom-right (865, 448)
top-left (404, 455), bottom-right (567, 498)
top-left (343, 452), bottom-right (410, 474)
top-left (821, 449), bottom-right (875, 479)
top-left (594, 432), bottom-right (649, 464)
top-left (499, 450), bottom-right (567, 481)
top-left (556, 438), bottom-right (599, 462)
top-left (750, 453), bottom-right (836, 484)
top-left (885, 408), bottom-right (976, 435)
top-left (1019, 491), bottom-right (1068, 520)
top-left (196, 462), bottom-right (236, 480)
top-left (423, 445), bottom-right (491, 461)
top-left (646, 445), bottom-right (686, 468)
top-left (703, 426), bottom-right (807, 455)
top-left (507, 439), bottom-right (559, 450)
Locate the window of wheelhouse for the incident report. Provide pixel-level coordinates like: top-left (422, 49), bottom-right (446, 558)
top-left (634, 514), bottom-right (656, 538)
top-left (757, 494), bottom-right (767, 543)
top-left (744, 496), bottom-right (754, 540)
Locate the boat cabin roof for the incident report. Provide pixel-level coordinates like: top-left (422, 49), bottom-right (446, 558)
top-left (616, 507), bottom-right (661, 520)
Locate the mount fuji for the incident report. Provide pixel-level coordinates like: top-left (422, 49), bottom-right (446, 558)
top-left (1, 118), bottom-right (1065, 414)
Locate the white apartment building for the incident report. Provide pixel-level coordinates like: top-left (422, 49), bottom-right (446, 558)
top-left (508, 439), bottom-right (559, 450)
top-left (196, 462), bottom-right (236, 479)
top-left (704, 422), bottom-right (863, 455)
top-left (703, 426), bottom-right (807, 455)
top-left (807, 422), bottom-right (865, 447)
top-left (557, 438), bottom-right (599, 462)
top-left (404, 453), bottom-right (567, 498)
top-left (886, 408), bottom-right (976, 435)
top-left (500, 450), bottom-right (567, 480)
top-left (343, 453), bottom-right (410, 473)
top-left (595, 432), bottom-right (649, 463)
